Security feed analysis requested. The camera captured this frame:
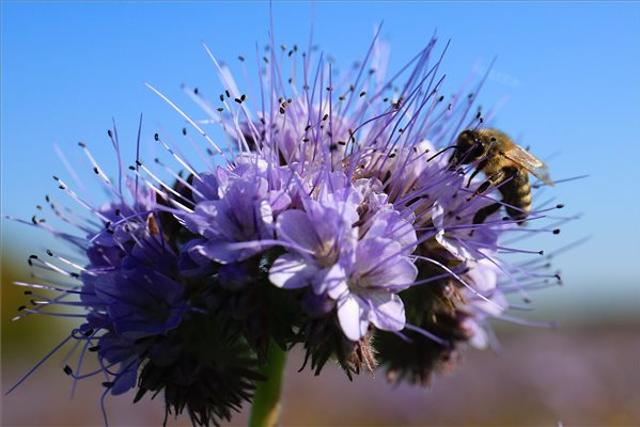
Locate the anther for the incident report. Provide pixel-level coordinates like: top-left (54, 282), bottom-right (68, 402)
top-left (63, 365), bottom-right (73, 375)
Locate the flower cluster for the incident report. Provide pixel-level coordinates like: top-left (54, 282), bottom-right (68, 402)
top-left (7, 29), bottom-right (568, 426)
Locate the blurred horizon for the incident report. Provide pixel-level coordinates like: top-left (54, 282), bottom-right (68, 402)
top-left (1, 1), bottom-right (639, 425)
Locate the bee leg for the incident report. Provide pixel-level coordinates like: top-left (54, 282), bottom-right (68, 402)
top-left (472, 202), bottom-right (502, 225)
top-left (466, 159), bottom-right (489, 188)
top-left (467, 170), bottom-right (506, 201)
top-left (469, 202), bottom-right (502, 236)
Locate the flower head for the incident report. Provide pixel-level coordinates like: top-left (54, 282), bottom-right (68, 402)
top-left (7, 20), bottom-right (572, 426)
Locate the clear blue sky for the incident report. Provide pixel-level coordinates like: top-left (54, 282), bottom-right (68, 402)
top-left (2, 1), bottom-right (639, 316)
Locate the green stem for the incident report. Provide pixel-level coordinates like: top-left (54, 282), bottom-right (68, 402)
top-left (249, 342), bottom-right (287, 427)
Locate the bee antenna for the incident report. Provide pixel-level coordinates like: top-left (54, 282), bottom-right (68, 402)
top-left (427, 145), bottom-right (457, 163)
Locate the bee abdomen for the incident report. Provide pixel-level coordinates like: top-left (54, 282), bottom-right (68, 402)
top-left (502, 170), bottom-right (532, 223)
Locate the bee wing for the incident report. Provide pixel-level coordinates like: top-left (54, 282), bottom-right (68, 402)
top-left (502, 144), bottom-right (554, 186)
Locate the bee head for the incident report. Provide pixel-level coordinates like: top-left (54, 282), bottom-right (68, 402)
top-left (450, 130), bottom-right (488, 166)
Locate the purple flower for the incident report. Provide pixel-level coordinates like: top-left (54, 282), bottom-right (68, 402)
top-left (460, 258), bottom-right (507, 349)
top-left (7, 132), bottom-right (263, 426)
top-left (182, 157), bottom-right (293, 265)
top-left (269, 179), bottom-right (418, 341)
top-left (90, 266), bottom-right (187, 338)
top-left (335, 231), bottom-right (418, 341)
top-left (183, 175), bottom-right (275, 263)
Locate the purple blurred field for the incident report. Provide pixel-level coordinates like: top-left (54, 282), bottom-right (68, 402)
top-left (3, 321), bottom-right (638, 426)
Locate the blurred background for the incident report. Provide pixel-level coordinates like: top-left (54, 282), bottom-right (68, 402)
top-left (1, 1), bottom-right (639, 425)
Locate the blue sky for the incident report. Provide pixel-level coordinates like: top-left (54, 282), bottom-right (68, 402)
top-left (2, 1), bottom-right (639, 315)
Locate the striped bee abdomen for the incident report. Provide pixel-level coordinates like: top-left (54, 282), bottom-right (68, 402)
top-left (500, 167), bottom-right (532, 223)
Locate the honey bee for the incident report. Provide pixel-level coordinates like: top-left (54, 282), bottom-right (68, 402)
top-left (449, 128), bottom-right (553, 225)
